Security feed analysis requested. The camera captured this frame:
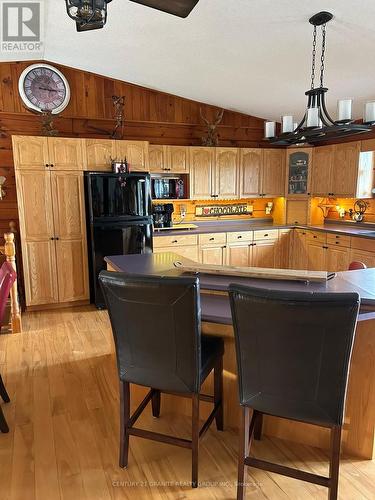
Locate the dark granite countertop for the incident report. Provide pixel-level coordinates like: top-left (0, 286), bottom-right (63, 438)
top-left (105, 253), bottom-right (375, 323)
top-left (153, 218), bottom-right (375, 240)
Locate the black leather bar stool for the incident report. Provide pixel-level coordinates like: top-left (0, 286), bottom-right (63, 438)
top-left (229, 285), bottom-right (360, 500)
top-left (99, 271), bottom-right (224, 488)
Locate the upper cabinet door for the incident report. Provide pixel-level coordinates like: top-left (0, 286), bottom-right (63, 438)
top-left (190, 147), bottom-right (215, 200)
top-left (239, 149), bottom-right (263, 197)
top-left (286, 148), bottom-right (312, 197)
top-left (12, 136), bottom-right (48, 170)
top-left (262, 149), bottom-right (286, 197)
top-left (48, 138), bottom-right (85, 170)
top-left (311, 145), bottom-right (334, 195)
top-left (215, 148), bottom-right (239, 199)
top-left (149, 145), bottom-right (167, 172)
top-left (167, 146), bottom-right (189, 173)
top-left (115, 141), bottom-right (149, 171)
top-left (331, 142), bottom-right (361, 197)
top-left (85, 139), bottom-right (114, 171)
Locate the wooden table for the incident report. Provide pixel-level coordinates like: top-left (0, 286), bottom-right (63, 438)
top-left (105, 252), bottom-right (375, 460)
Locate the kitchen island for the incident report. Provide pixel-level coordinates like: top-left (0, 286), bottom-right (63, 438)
top-left (105, 252), bottom-right (375, 460)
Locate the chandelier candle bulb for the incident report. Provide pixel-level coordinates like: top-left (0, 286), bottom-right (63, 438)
top-left (364, 101), bottom-right (375, 124)
top-left (264, 121), bottom-right (276, 138)
top-left (306, 107), bottom-right (320, 128)
top-left (337, 99), bottom-right (353, 122)
top-left (282, 115), bottom-right (294, 133)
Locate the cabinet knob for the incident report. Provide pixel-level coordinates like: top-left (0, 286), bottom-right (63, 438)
top-left (50, 164), bottom-right (54, 168)
top-left (313, 235), bottom-right (317, 238)
top-left (50, 237), bottom-right (54, 240)
top-left (172, 240), bottom-right (178, 243)
top-left (237, 235), bottom-right (242, 239)
top-left (55, 237), bottom-right (59, 240)
top-left (264, 234), bottom-right (269, 237)
top-left (209, 237), bottom-right (215, 241)
top-left (45, 164), bottom-right (49, 168)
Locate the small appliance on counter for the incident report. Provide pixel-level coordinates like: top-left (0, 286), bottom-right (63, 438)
top-left (151, 175), bottom-right (185, 199)
top-left (152, 203), bottom-right (174, 228)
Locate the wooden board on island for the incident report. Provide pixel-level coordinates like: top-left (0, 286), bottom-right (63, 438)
top-left (173, 261), bottom-right (334, 283)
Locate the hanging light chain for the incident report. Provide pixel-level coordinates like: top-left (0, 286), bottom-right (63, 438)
top-left (320, 23), bottom-right (327, 87)
top-left (310, 25), bottom-right (317, 89)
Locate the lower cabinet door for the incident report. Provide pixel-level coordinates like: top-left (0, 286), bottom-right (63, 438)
top-left (23, 240), bottom-right (59, 306)
top-left (226, 243), bottom-right (251, 267)
top-left (153, 245), bottom-right (199, 262)
top-left (251, 241), bottom-right (276, 268)
top-left (349, 249), bottom-right (375, 269)
top-left (326, 245), bottom-right (350, 272)
top-left (55, 239), bottom-right (89, 302)
top-left (201, 245), bottom-right (226, 265)
top-left (306, 242), bottom-right (327, 271)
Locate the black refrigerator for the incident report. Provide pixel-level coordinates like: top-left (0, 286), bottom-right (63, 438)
top-left (85, 172), bottom-right (153, 308)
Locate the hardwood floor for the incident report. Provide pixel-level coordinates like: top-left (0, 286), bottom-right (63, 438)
top-left (0, 306), bottom-right (374, 500)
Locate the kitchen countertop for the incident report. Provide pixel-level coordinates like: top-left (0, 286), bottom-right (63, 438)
top-left (153, 219), bottom-right (375, 239)
top-left (105, 252), bottom-right (375, 314)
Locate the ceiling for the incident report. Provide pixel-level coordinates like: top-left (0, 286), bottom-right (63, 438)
top-left (7, 0), bottom-right (375, 122)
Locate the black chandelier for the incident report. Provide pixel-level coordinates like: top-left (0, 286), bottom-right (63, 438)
top-left (65, 0), bottom-right (112, 31)
top-left (265, 11), bottom-right (375, 146)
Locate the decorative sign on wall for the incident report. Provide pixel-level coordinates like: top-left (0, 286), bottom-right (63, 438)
top-left (195, 203), bottom-right (253, 217)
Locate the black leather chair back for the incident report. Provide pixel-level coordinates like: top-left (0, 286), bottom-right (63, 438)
top-left (99, 271), bottom-right (202, 394)
top-left (229, 285), bottom-right (360, 426)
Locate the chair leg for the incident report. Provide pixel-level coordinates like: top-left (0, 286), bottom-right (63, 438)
top-left (237, 407), bottom-right (255, 500)
top-left (254, 412), bottom-right (263, 440)
top-left (191, 393), bottom-right (200, 488)
top-left (0, 374), bottom-right (10, 403)
top-left (119, 381), bottom-right (130, 468)
top-left (151, 390), bottom-right (161, 418)
top-left (328, 425), bottom-right (342, 500)
top-left (214, 357), bottom-right (224, 431)
top-left (0, 406), bottom-right (9, 433)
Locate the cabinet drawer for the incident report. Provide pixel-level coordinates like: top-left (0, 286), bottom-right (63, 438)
top-left (253, 229), bottom-right (279, 241)
top-left (199, 233), bottom-right (227, 246)
top-left (351, 237), bottom-right (375, 252)
top-left (306, 231), bottom-right (326, 244)
top-left (326, 233), bottom-right (351, 248)
top-left (153, 234), bottom-right (198, 248)
top-left (227, 231), bottom-right (253, 243)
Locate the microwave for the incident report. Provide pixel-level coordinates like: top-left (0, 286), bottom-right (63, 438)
top-left (151, 175), bottom-right (185, 199)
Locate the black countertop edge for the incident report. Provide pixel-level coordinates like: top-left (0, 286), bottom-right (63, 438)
top-left (153, 219), bottom-right (375, 240)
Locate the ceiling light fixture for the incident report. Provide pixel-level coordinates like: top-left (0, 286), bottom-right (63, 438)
top-left (65, 0), bottom-right (112, 31)
top-left (265, 12), bottom-right (374, 145)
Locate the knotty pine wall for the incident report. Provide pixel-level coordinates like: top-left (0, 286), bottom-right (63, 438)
top-left (0, 60), bottom-right (269, 242)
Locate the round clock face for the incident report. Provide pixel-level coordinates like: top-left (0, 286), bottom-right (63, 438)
top-left (18, 64), bottom-right (70, 114)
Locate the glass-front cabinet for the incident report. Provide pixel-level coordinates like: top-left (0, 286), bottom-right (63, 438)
top-left (286, 148), bottom-right (313, 197)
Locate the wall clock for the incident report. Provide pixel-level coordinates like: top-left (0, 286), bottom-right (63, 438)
top-left (18, 63), bottom-right (70, 114)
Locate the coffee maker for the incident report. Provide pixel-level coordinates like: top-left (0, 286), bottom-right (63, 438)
top-left (152, 203), bottom-right (174, 228)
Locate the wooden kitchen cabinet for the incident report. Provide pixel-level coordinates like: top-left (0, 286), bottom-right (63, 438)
top-left (331, 141), bottom-right (361, 196)
top-left (167, 146), bottom-right (189, 173)
top-left (201, 245), bottom-right (226, 265)
top-left (153, 245), bottom-right (199, 262)
top-left (262, 149), bottom-right (286, 196)
top-left (215, 148), bottom-right (239, 199)
top-left (350, 237), bottom-right (375, 268)
top-left (85, 139), bottom-right (114, 170)
top-left (226, 243), bottom-right (251, 267)
top-left (251, 240), bottom-right (276, 268)
top-left (306, 241), bottom-right (327, 271)
top-left (15, 170), bottom-right (58, 306)
top-left (311, 145), bottom-right (334, 196)
top-left (149, 145), bottom-right (167, 172)
top-left (190, 147), bottom-right (215, 200)
top-left (291, 229), bottom-right (307, 269)
top-left (51, 172), bottom-right (89, 302)
top-left (239, 149), bottom-right (263, 198)
top-left (115, 140), bottom-right (149, 171)
top-left (12, 136), bottom-right (85, 171)
top-left (326, 244), bottom-right (350, 272)
top-left (15, 167), bottom-right (89, 307)
top-left (276, 229), bottom-right (291, 269)
top-left (12, 136), bottom-right (48, 170)
top-left (286, 148), bottom-right (312, 197)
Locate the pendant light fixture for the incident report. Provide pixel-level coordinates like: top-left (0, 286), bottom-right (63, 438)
top-left (265, 12), bottom-right (374, 145)
top-left (65, 0), bottom-right (112, 31)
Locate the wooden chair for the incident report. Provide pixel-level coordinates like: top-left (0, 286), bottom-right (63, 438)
top-left (229, 285), bottom-right (360, 500)
top-left (0, 261), bottom-right (17, 433)
top-left (99, 272), bottom-right (224, 488)
top-left (348, 261), bottom-right (367, 270)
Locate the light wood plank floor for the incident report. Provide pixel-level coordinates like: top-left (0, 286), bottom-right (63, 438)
top-left (0, 306), bottom-right (374, 500)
